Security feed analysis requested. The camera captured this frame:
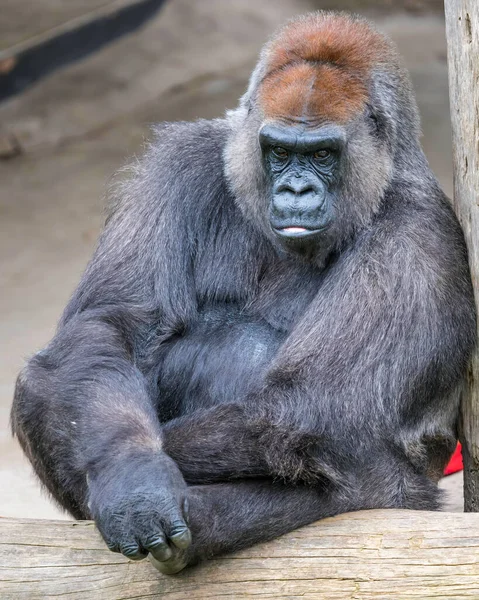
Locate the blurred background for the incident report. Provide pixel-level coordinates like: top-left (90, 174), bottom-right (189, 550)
top-left (0, 0), bottom-right (461, 519)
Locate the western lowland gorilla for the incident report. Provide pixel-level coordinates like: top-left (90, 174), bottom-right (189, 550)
top-left (12, 12), bottom-right (476, 574)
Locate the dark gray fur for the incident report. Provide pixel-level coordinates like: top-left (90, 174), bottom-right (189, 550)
top-left (11, 12), bottom-right (476, 573)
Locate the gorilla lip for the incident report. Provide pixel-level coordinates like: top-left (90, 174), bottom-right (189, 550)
top-left (283, 227), bottom-right (308, 233)
top-left (274, 226), bottom-right (326, 238)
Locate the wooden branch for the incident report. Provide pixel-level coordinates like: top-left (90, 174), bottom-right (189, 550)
top-left (1, 510), bottom-right (479, 599)
top-left (445, 1), bottom-right (479, 512)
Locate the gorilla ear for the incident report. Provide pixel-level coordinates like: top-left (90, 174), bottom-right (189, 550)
top-left (368, 66), bottom-right (421, 149)
top-left (366, 72), bottom-right (400, 150)
top-left (365, 104), bottom-right (387, 140)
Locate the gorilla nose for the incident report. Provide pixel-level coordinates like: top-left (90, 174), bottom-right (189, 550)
top-left (277, 179), bottom-right (316, 196)
top-left (272, 178), bottom-right (325, 218)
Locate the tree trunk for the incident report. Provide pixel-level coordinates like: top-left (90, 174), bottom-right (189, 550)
top-left (445, 0), bottom-right (479, 512)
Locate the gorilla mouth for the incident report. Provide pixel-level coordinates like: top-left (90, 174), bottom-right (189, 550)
top-left (274, 226), bottom-right (326, 239)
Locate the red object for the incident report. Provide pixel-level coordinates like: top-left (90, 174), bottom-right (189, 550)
top-left (444, 442), bottom-right (463, 476)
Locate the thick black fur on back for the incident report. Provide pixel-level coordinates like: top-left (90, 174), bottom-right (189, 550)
top-left (11, 12), bottom-right (476, 574)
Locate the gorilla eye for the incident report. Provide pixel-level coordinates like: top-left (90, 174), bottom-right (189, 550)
top-left (271, 147), bottom-right (289, 160)
top-left (313, 149), bottom-right (331, 160)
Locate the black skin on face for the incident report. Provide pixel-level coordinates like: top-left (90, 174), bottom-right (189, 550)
top-left (259, 123), bottom-right (345, 246)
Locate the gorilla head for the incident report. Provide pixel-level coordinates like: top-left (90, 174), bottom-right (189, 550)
top-left (225, 12), bottom-right (421, 260)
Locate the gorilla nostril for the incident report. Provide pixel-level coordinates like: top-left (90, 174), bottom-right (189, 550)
top-left (299, 186), bottom-right (315, 196)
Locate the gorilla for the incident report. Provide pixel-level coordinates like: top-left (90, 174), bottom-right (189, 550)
top-left (12, 12), bottom-right (476, 574)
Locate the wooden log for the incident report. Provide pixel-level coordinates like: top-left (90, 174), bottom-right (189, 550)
top-left (445, 1), bottom-right (479, 511)
top-left (1, 509), bottom-right (479, 599)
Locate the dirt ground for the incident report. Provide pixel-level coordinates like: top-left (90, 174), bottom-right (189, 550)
top-left (0, 2), bottom-right (463, 519)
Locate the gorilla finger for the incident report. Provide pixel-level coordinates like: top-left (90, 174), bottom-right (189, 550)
top-left (106, 541), bottom-right (120, 553)
top-left (119, 542), bottom-right (148, 561)
top-left (167, 520), bottom-right (192, 550)
top-left (149, 552), bottom-right (188, 575)
top-left (144, 534), bottom-right (173, 562)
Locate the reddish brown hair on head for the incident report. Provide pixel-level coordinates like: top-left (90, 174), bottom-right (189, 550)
top-left (259, 12), bottom-right (393, 124)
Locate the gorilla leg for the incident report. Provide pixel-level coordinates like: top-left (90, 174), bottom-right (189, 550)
top-left (151, 464), bottom-right (440, 574)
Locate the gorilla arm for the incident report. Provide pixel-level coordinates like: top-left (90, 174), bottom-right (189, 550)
top-left (162, 203), bottom-right (474, 489)
top-left (154, 204), bottom-right (473, 574)
top-left (11, 137), bottom-right (200, 559)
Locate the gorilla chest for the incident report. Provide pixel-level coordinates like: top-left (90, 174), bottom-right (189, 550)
top-left (156, 259), bottom-right (325, 420)
top-left (157, 305), bottom-right (285, 420)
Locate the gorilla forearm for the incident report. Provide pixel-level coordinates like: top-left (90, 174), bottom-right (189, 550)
top-left (12, 312), bottom-right (165, 517)
top-left (14, 309), bottom-right (194, 555)
top-left (162, 402), bottom-right (330, 485)
top-left (162, 405), bottom-right (268, 483)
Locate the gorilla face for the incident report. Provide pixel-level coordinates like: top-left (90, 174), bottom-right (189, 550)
top-left (259, 123), bottom-right (346, 250)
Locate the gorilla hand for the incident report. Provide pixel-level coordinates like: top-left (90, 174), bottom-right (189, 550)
top-left (88, 452), bottom-right (191, 569)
